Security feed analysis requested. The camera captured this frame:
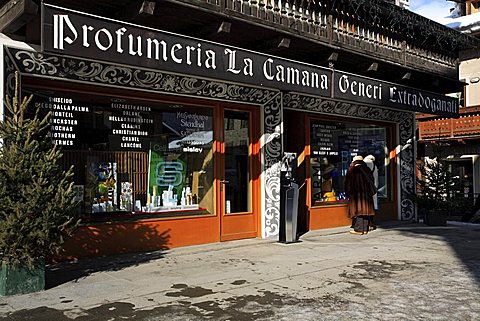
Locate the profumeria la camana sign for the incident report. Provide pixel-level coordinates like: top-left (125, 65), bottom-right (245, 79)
top-left (41, 3), bottom-right (459, 117)
top-left (42, 3), bottom-right (331, 97)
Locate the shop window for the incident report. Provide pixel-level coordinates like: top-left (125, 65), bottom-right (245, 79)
top-left (445, 158), bottom-right (474, 200)
top-left (28, 90), bottom-right (214, 218)
top-left (225, 118), bottom-right (235, 131)
top-left (310, 120), bottom-right (389, 207)
top-left (240, 119), bottom-right (249, 129)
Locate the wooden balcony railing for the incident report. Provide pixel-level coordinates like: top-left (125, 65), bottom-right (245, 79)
top-left (193, 0), bottom-right (458, 77)
top-left (419, 114), bottom-right (480, 140)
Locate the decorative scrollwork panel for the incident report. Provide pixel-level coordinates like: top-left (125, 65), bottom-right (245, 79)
top-left (3, 51), bottom-right (16, 102)
top-left (7, 48), bottom-right (278, 105)
top-left (262, 93), bottom-right (282, 238)
top-left (399, 113), bottom-right (416, 221)
top-left (283, 93), bottom-right (412, 123)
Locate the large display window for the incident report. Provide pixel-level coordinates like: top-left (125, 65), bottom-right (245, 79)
top-left (27, 89), bottom-right (215, 218)
top-left (310, 119), bottom-right (389, 207)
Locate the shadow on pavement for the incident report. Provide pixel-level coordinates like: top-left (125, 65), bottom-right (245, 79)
top-left (46, 225), bottom-right (171, 289)
top-left (0, 290), bottom-right (313, 321)
top-left (387, 223), bottom-right (480, 285)
top-left (46, 249), bottom-right (166, 290)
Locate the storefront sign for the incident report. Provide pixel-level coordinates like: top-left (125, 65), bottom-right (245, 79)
top-left (41, 4), bottom-right (459, 118)
top-left (333, 72), bottom-right (459, 117)
top-left (41, 3), bottom-right (331, 97)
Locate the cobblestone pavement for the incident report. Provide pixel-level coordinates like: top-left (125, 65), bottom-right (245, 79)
top-left (0, 222), bottom-right (479, 320)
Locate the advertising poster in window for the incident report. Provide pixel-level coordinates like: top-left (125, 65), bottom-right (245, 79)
top-left (147, 108), bottom-right (214, 212)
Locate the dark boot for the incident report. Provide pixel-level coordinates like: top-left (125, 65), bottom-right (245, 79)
top-left (369, 216), bottom-right (377, 231)
top-left (350, 217), bottom-right (357, 229)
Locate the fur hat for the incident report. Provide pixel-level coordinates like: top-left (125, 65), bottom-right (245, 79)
top-left (352, 155), bottom-right (364, 162)
top-left (364, 155), bottom-right (375, 171)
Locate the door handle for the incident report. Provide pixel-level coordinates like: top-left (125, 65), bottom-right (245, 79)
top-left (220, 180), bottom-right (229, 192)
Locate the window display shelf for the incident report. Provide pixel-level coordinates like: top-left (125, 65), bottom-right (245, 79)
top-left (313, 200), bottom-right (349, 206)
top-left (80, 206), bottom-right (207, 224)
top-left (134, 204), bottom-right (201, 214)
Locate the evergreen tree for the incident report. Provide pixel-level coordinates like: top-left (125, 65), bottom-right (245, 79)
top-left (416, 157), bottom-right (453, 209)
top-left (0, 74), bottom-right (78, 267)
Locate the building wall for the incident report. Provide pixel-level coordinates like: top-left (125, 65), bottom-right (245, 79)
top-left (460, 58), bottom-right (480, 107)
top-left (467, 0), bottom-right (479, 15)
top-left (386, 0), bottom-right (409, 10)
top-left (396, 0), bottom-right (409, 10)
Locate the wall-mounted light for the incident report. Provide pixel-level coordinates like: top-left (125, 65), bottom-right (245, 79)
top-left (470, 77), bottom-right (480, 84)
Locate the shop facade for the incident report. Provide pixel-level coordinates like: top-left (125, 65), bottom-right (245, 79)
top-left (0, 4), bottom-right (459, 258)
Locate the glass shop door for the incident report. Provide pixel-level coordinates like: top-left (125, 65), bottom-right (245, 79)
top-left (218, 106), bottom-right (260, 241)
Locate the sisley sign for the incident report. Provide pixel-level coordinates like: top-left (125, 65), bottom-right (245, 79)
top-left (334, 72), bottom-right (459, 117)
top-left (41, 4), bottom-right (331, 97)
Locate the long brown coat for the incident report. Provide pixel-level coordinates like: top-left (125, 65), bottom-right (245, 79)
top-left (344, 160), bottom-right (376, 218)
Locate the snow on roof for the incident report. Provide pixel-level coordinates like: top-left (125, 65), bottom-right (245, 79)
top-left (444, 12), bottom-right (480, 33)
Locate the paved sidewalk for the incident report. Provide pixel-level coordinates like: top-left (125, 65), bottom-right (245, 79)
top-left (1, 222), bottom-right (480, 320)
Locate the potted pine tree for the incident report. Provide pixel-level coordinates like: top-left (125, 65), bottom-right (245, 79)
top-left (414, 158), bottom-right (453, 226)
top-left (0, 74), bottom-right (78, 296)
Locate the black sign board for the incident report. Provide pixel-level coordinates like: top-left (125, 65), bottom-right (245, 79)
top-left (333, 71), bottom-right (459, 117)
top-left (311, 123), bottom-right (359, 157)
top-left (41, 4), bottom-right (460, 118)
top-left (41, 4), bottom-right (331, 97)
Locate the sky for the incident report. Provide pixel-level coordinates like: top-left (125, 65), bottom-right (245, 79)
top-left (409, 0), bottom-right (455, 24)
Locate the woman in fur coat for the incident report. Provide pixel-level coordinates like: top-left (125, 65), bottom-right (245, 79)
top-left (345, 156), bottom-right (376, 234)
